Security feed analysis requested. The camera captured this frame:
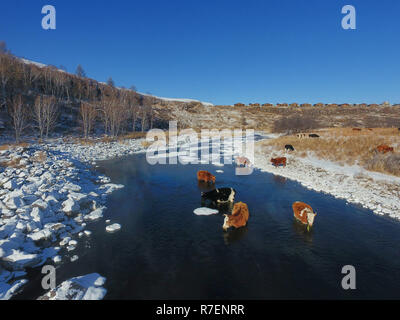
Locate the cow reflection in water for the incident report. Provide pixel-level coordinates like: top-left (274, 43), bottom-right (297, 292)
top-left (223, 226), bottom-right (248, 245)
top-left (197, 181), bottom-right (216, 192)
top-left (292, 220), bottom-right (314, 244)
top-left (273, 175), bottom-right (287, 185)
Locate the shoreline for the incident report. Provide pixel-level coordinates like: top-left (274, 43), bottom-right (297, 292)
top-left (0, 137), bottom-right (146, 300)
top-left (253, 144), bottom-right (400, 221)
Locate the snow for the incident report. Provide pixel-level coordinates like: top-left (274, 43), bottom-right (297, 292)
top-left (37, 273), bottom-right (107, 300)
top-left (0, 279), bottom-right (28, 300)
top-left (138, 92), bottom-right (214, 107)
top-left (194, 208), bottom-right (219, 216)
top-left (105, 223), bottom-right (121, 233)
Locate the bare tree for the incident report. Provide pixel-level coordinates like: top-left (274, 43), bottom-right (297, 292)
top-left (80, 102), bottom-right (97, 139)
top-left (0, 41), bottom-right (8, 54)
top-left (8, 95), bottom-right (28, 143)
top-left (75, 64), bottom-right (86, 78)
top-left (0, 53), bottom-right (13, 108)
top-left (43, 97), bottom-right (59, 138)
top-left (33, 96), bottom-right (58, 139)
top-left (107, 77), bottom-right (115, 87)
top-left (140, 105), bottom-right (147, 132)
top-left (130, 96), bottom-right (140, 132)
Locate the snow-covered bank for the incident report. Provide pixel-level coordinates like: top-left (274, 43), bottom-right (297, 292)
top-left (38, 273), bottom-right (107, 300)
top-left (254, 145), bottom-right (400, 220)
top-left (0, 138), bottom-right (146, 300)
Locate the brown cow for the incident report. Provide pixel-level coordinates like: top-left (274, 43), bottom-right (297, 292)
top-left (352, 128), bottom-right (362, 131)
top-left (197, 170), bottom-right (216, 184)
top-left (376, 145), bottom-right (394, 154)
top-left (292, 201), bottom-right (317, 231)
top-left (271, 157), bottom-right (287, 167)
top-left (223, 202), bottom-right (249, 231)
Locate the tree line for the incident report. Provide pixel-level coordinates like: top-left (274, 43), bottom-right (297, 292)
top-left (0, 42), bottom-right (157, 142)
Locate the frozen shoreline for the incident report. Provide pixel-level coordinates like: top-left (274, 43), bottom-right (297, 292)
top-left (253, 145), bottom-right (400, 221)
top-left (0, 138), bottom-right (146, 300)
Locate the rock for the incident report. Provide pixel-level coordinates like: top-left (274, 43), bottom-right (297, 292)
top-left (83, 230), bottom-right (91, 237)
top-left (66, 245), bottom-right (76, 252)
top-left (105, 223), bottom-right (121, 233)
top-left (62, 198), bottom-right (80, 215)
top-left (84, 208), bottom-right (104, 222)
top-left (70, 255), bottom-right (79, 262)
top-left (68, 193), bottom-right (89, 205)
top-left (68, 240), bottom-right (78, 246)
top-left (193, 207), bottom-right (219, 216)
top-left (99, 184), bottom-right (124, 194)
top-left (28, 228), bottom-right (52, 242)
top-left (32, 199), bottom-right (48, 211)
top-left (2, 250), bottom-right (41, 270)
top-left (37, 273), bottom-right (107, 300)
top-left (4, 179), bottom-right (17, 190)
top-left (5, 195), bottom-right (25, 210)
top-left (0, 279), bottom-right (28, 300)
top-left (63, 183), bottom-right (81, 193)
top-left (30, 207), bottom-right (43, 224)
top-left (52, 255), bottom-right (62, 264)
top-left (59, 237), bottom-right (71, 247)
top-left (22, 195), bottom-right (38, 205)
top-left (44, 195), bottom-right (58, 206)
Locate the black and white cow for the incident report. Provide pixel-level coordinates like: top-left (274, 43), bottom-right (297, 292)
top-left (285, 144), bottom-right (295, 151)
top-left (201, 188), bottom-right (236, 205)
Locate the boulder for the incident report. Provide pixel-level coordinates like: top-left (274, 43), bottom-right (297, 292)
top-left (62, 198), bottom-right (80, 215)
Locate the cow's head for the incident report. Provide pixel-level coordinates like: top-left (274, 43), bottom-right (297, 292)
top-left (222, 214), bottom-right (231, 231)
top-left (305, 208), bottom-right (317, 228)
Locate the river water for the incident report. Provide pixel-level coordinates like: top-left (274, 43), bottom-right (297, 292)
top-left (16, 152), bottom-right (400, 299)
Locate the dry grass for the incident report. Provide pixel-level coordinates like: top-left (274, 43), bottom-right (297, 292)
top-left (0, 142), bottom-right (29, 150)
top-left (75, 138), bottom-right (96, 146)
top-left (0, 158), bottom-right (25, 168)
top-left (260, 127), bottom-right (400, 176)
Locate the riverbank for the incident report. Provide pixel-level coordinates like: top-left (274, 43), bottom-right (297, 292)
top-left (0, 137), bottom-right (146, 299)
top-left (253, 136), bottom-right (400, 220)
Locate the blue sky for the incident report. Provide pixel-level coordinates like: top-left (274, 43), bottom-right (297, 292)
top-left (1, 0), bottom-right (399, 105)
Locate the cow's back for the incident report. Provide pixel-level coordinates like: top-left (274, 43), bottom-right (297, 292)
top-left (292, 201), bottom-right (313, 225)
top-left (230, 202), bottom-right (249, 228)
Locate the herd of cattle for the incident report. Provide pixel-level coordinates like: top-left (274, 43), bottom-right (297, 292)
top-left (196, 130), bottom-right (397, 232)
top-left (196, 164), bottom-right (317, 232)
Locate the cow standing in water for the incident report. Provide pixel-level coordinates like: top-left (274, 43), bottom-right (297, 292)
top-left (197, 170), bottom-right (216, 184)
top-left (201, 188), bottom-right (236, 205)
top-left (223, 202), bottom-right (249, 231)
top-left (292, 201), bottom-right (317, 231)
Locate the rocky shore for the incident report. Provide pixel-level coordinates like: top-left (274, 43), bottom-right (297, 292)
top-left (0, 138), bottom-right (145, 300)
